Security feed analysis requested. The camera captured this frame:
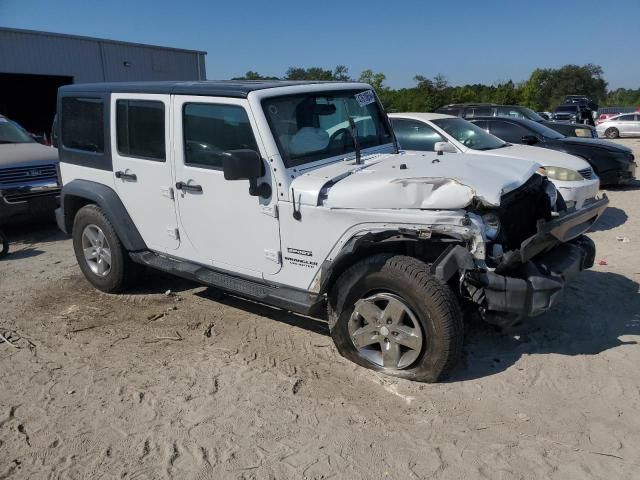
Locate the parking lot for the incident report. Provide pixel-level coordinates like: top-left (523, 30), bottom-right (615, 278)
top-left (0, 138), bottom-right (639, 479)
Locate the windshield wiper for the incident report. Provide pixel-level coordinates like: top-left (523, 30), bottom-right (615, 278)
top-left (347, 117), bottom-right (362, 165)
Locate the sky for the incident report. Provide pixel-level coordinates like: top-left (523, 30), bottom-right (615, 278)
top-left (1, 0), bottom-right (639, 89)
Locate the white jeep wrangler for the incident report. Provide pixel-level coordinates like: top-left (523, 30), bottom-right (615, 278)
top-left (55, 81), bottom-right (608, 382)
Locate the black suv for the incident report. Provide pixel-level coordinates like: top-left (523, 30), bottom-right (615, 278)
top-left (435, 103), bottom-right (597, 138)
top-left (468, 116), bottom-right (636, 186)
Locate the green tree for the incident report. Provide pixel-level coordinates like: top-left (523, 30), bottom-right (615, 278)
top-left (521, 64), bottom-right (607, 110)
top-left (284, 66), bottom-right (351, 81)
top-left (231, 71), bottom-right (279, 80)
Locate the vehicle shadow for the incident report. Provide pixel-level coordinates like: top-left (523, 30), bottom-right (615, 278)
top-left (1, 217), bottom-right (66, 261)
top-left (198, 289), bottom-right (330, 336)
top-left (589, 206), bottom-right (628, 232)
top-left (449, 270), bottom-right (639, 382)
top-left (605, 179), bottom-right (640, 191)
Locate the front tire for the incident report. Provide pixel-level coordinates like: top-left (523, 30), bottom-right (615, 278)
top-left (72, 204), bottom-right (139, 293)
top-left (327, 254), bottom-right (464, 382)
top-left (605, 127), bottom-right (619, 139)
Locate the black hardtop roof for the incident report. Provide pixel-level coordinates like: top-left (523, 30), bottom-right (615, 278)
top-left (59, 80), bottom-right (359, 98)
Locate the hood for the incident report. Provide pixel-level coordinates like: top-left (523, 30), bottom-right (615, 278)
top-left (291, 152), bottom-right (540, 210)
top-left (558, 136), bottom-right (632, 153)
top-left (0, 143), bottom-right (59, 167)
top-left (488, 144), bottom-right (591, 171)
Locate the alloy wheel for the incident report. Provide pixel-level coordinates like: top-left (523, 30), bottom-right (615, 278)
top-left (348, 292), bottom-right (424, 369)
top-left (81, 224), bottom-right (112, 277)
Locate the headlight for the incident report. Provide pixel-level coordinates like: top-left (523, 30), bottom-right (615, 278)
top-left (482, 212), bottom-right (501, 240)
top-left (542, 166), bottom-right (584, 182)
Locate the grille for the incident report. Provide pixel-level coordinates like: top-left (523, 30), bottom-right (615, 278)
top-left (579, 167), bottom-right (594, 179)
top-left (498, 175), bottom-right (552, 250)
top-left (0, 164), bottom-right (58, 185)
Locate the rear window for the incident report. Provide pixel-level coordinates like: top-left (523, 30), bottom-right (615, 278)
top-left (116, 100), bottom-right (165, 161)
top-left (61, 97), bottom-right (105, 153)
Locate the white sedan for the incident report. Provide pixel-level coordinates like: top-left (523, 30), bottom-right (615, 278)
top-left (389, 113), bottom-right (600, 209)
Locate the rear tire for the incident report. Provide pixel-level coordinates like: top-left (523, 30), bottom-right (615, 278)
top-left (327, 254), bottom-right (464, 382)
top-left (605, 127), bottom-right (619, 139)
top-left (72, 204), bottom-right (140, 293)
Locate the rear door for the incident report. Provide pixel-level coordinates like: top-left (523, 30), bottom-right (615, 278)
top-left (172, 95), bottom-right (281, 277)
top-left (111, 93), bottom-right (179, 252)
top-left (616, 114), bottom-right (635, 135)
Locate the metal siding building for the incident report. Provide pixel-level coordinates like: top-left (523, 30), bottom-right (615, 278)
top-left (0, 27), bottom-right (206, 134)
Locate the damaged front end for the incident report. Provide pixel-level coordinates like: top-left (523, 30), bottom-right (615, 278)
top-left (433, 175), bottom-right (609, 327)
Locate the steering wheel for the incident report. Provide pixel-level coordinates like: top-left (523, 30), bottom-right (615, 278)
top-left (328, 127), bottom-right (351, 144)
top-left (462, 137), bottom-right (475, 148)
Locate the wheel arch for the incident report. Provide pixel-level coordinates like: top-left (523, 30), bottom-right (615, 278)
top-left (317, 229), bottom-right (466, 297)
top-left (58, 179), bottom-right (147, 251)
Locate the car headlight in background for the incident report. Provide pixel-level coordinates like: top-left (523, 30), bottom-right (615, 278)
top-left (482, 212), bottom-right (501, 240)
top-left (542, 166), bottom-right (584, 181)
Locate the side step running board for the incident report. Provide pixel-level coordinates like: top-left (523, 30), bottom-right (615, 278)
top-left (129, 251), bottom-right (323, 316)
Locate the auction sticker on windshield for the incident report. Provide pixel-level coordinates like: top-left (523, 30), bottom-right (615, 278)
top-left (354, 90), bottom-right (375, 107)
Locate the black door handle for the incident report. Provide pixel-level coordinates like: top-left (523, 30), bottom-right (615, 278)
top-left (115, 171), bottom-right (137, 181)
top-left (175, 181), bottom-right (203, 193)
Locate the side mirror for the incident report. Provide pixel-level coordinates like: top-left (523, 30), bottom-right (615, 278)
top-left (434, 141), bottom-right (457, 155)
top-left (223, 149), bottom-right (271, 198)
top-left (521, 135), bottom-right (538, 145)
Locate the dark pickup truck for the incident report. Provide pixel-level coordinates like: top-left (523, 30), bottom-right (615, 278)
top-left (0, 115), bottom-right (60, 257)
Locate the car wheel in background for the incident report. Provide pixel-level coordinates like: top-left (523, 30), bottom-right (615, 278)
top-left (72, 204), bottom-right (140, 293)
top-left (0, 230), bottom-right (8, 259)
top-left (327, 254), bottom-right (464, 382)
top-left (605, 127), bottom-right (619, 139)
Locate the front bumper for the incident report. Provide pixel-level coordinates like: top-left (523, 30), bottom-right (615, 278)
top-left (555, 177), bottom-right (599, 209)
top-left (599, 161), bottom-right (636, 186)
top-left (0, 188), bottom-right (60, 223)
top-left (465, 236), bottom-right (594, 321)
top-left (434, 196), bottom-right (608, 324)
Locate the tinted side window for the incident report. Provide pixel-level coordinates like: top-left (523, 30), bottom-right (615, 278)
top-left (391, 119), bottom-right (446, 152)
top-left (116, 100), bottom-right (165, 161)
top-left (618, 114), bottom-right (635, 121)
top-left (183, 104), bottom-right (258, 169)
top-left (467, 107), bottom-right (493, 118)
top-left (436, 108), bottom-right (461, 117)
top-left (470, 120), bottom-right (488, 130)
top-left (488, 120), bottom-right (530, 143)
top-left (61, 97), bottom-right (104, 153)
top-left (496, 107), bottom-right (525, 119)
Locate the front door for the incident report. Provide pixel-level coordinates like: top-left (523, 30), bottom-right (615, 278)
top-left (111, 94), bottom-right (179, 251)
top-left (172, 96), bottom-right (281, 277)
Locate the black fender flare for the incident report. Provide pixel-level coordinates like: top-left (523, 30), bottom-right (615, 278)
top-left (57, 179), bottom-right (146, 251)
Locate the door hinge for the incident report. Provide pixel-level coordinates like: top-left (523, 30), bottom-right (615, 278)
top-left (264, 249), bottom-right (281, 264)
top-left (161, 186), bottom-right (175, 200)
top-left (168, 227), bottom-right (180, 240)
top-left (261, 204), bottom-right (279, 219)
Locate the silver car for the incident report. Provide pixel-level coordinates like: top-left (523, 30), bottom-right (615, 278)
top-left (596, 113), bottom-right (640, 138)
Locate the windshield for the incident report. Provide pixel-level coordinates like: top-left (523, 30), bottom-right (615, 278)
top-left (519, 107), bottom-right (545, 122)
top-left (432, 118), bottom-right (506, 150)
top-left (521, 118), bottom-right (565, 139)
top-left (0, 117), bottom-right (35, 144)
top-left (262, 89), bottom-right (393, 167)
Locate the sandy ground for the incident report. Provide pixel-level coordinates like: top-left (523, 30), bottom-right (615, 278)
top-left (1, 139), bottom-right (639, 479)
